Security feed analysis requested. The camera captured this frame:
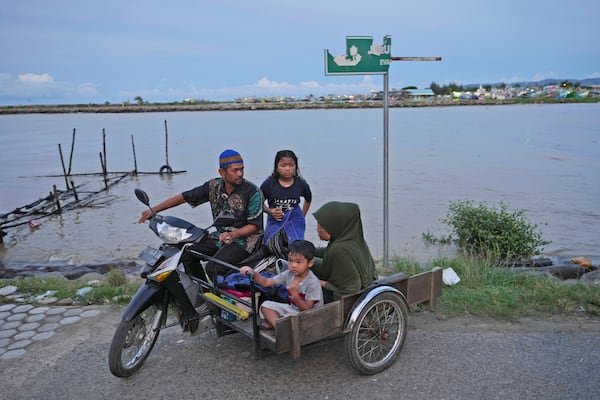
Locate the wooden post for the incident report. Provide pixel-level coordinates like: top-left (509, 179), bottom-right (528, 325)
top-left (99, 152), bottom-right (108, 189)
top-left (58, 143), bottom-right (70, 190)
top-left (67, 128), bottom-right (76, 175)
top-left (131, 134), bottom-right (138, 175)
top-left (70, 180), bottom-right (79, 202)
top-left (53, 185), bottom-right (61, 212)
top-left (102, 128), bottom-right (107, 176)
top-left (164, 120), bottom-right (169, 168)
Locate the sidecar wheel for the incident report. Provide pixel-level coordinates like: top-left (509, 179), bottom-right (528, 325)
top-left (345, 291), bottom-right (408, 375)
top-left (108, 303), bottom-right (165, 378)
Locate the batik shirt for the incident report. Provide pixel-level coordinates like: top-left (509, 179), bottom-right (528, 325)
top-left (182, 178), bottom-right (263, 253)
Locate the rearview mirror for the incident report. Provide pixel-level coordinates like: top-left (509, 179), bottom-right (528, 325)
top-left (135, 189), bottom-right (150, 206)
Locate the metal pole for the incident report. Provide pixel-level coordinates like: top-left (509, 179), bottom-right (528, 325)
top-left (383, 72), bottom-right (389, 267)
top-left (391, 56), bottom-right (442, 61)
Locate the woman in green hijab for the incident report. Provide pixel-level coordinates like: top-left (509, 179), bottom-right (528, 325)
top-left (311, 201), bottom-right (378, 302)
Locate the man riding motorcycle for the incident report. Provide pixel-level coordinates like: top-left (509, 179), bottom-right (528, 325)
top-left (138, 149), bottom-right (264, 280)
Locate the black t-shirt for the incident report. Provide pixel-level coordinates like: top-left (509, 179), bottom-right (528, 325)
top-left (260, 176), bottom-right (312, 212)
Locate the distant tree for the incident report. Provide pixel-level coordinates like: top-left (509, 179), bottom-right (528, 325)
top-left (430, 82), bottom-right (441, 95)
top-left (401, 85), bottom-right (417, 90)
top-left (447, 82), bottom-right (464, 95)
top-left (134, 96), bottom-right (145, 105)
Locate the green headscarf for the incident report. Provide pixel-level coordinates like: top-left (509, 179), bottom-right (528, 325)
top-left (312, 201), bottom-right (377, 296)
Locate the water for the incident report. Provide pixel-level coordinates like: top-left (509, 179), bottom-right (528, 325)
top-left (1, 103), bottom-right (599, 268)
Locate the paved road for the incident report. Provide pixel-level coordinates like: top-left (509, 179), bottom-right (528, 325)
top-left (1, 306), bottom-right (599, 400)
top-left (0, 303), bottom-right (101, 360)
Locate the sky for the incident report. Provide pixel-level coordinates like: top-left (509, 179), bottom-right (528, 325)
top-left (0, 0), bottom-right (599, 105)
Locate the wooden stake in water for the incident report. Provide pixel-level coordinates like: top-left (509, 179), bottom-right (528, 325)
top-left (102, 128), bottom-right (107, 175)
top-left (67, 128), bottom-right (76, 175)
top-left (53, 185), bottom-right (61, 212)
top-left (58, 143), bottom-right (70, 190)
top-left (70, 180), bottom-right (79, 202)
top-left (99, 152), bottom-right (108, 189)
top-left (164, 120), bottom-right (169, 168)
top-left (131, 134), bottom-right (138, 175)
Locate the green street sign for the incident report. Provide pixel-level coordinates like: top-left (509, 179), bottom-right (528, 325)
top-left (324, 35), bottom-right (391, 75)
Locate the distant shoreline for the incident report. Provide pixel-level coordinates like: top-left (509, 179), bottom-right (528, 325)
top-left (1, 97), bottom-right (598, 114)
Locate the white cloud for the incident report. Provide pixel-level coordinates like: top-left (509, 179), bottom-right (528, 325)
top-left (123, 76), bottom-right (384, 103)
top-left (17, 73), bottom-right (54, 84)
top-left (0, 73), bottom-right (98, 105)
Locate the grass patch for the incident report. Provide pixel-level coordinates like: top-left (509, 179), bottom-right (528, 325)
top-left (3, 261), bottom-right (599, 320)
top-left (390, 256), bottom-right (600, 319)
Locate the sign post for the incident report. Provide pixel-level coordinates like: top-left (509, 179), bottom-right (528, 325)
top-left (325, 35), bottom-right (440, 267)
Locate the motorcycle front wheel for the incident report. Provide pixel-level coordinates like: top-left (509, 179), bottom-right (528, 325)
top-left (108, 303), bottom-right (166, 378)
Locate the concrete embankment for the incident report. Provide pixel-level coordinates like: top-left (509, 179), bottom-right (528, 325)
top-left (1, 98), bottom-right (587, 114)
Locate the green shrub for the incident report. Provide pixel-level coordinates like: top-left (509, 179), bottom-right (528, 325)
top-left (435, 200), bottom-right (549, 261)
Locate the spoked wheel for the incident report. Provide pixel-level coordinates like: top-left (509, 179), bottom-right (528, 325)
top-left (345, 291), bottom-right (408, 375)
top-left (108, 303), bottom-right (166, 378)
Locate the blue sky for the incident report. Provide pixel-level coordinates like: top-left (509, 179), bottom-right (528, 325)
top-left (1, 0), bottom-right (598, 105)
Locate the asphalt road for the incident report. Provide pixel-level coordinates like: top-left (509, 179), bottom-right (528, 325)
top-left (2, 306), bottom-right (599, 400)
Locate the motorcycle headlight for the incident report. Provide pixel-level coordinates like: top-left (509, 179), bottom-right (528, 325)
top-left (157, 222), bottom-right (192, 244)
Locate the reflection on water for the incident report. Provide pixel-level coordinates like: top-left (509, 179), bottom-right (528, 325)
top-left (1, 103), bottom-right (599, 268)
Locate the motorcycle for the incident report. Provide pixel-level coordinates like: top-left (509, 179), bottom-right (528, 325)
top-left (108, 188), bottom-right (279, 378)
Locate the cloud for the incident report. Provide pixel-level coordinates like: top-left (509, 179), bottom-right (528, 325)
top-left (0, 73), bottom-right (97, 105)
top-left (119, 76), bottom-right (383, 103)
top-left (226, 76), bottom-right (381, 99)
top-left (17, 73), bottom-right (54, 84)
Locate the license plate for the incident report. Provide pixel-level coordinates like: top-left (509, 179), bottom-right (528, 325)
top-left (138, 246), bottom-right (163, 266)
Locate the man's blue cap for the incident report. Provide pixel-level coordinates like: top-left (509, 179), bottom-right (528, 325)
top-left (219, 149), bottom-right (243, 168)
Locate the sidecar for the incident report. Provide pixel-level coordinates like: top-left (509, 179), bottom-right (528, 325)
top-left (197, 263), bottom-right (442, 375)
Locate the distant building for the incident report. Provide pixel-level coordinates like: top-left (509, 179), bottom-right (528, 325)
top-left (405, 88), bottom-right (435, 101)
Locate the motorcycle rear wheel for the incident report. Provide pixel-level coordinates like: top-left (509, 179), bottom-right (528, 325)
top-left (108, 303), bottom-right (165, 377)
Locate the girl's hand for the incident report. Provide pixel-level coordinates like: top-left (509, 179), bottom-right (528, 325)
top-left (270, 207), bottom-right (284, 221)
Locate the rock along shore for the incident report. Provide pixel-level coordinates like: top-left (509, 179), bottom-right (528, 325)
top-left (1, 97), bottom-right (596, 115)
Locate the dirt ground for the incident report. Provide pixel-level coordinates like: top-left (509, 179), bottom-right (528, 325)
top-left (409, 309), bottom-right (600, 333)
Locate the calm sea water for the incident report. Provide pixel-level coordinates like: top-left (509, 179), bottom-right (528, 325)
top-left (1, 103), bottom-right (599, 267)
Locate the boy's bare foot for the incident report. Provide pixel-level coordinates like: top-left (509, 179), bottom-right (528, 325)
top-left (260, 321), bottom-right (274, 330)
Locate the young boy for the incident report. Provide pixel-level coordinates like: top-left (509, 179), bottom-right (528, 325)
top-left (240, 239), bottom-right (323, 329)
